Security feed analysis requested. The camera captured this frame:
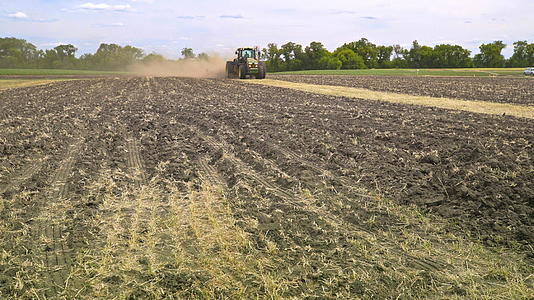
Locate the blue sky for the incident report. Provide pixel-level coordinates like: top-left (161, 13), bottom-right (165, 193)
top-left (1, 0), bottom-right (532, 58)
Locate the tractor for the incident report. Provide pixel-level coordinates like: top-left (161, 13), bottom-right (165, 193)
top-left (226, 47), bottom-right (266, 79)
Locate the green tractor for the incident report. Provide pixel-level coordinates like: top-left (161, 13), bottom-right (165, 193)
top-left (226, 47), bottom-right (266, 79)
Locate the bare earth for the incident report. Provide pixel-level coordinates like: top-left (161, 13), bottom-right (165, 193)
top-left (0, 77), bottom-right (532, 299)
top-left (271, 74), bottom-right (534, 106)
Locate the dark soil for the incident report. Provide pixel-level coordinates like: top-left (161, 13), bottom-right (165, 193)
top-left (0, 75), bottom-right (124, 79)
top-left (271, 74), bottom-right (534, 106)
top-left (0, 77), bottom-right (532, 298)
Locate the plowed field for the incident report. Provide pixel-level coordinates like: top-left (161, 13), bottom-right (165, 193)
top-left (0, 77), bottom-right (532, 299)
top-left (271, 75), bottom-right (534, 106)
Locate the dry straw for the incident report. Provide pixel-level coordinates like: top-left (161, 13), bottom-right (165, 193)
top-left (249, 79), bottom-right (534, 119)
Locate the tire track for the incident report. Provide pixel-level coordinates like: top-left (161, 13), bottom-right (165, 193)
top-left (257, 142), bottom-right (450, 271)
top-left (195, 128), bottom-right (295, 199)
top-left (190, 124), bottom-right (449, 272)
top-left (33, 137), bottom-right (85, 296)
top-left (189, 125), bottom-right (331, 208)
top-left (268, 142), bottom-right (368, 191)
top-left (122, 132), bottom-right (178, 266)
top-left (170, 88), bottom-right (451, 273)
top-left (125, 134), bottom-right (146, 185)
top-left (262, 144), bottom-right (450, 271)
top-left (0, 156), bottom-right (48, 195)
top-left (197, 156), bottom-right (227, 187)
top-left (405, 254), bottom-right (448, 271)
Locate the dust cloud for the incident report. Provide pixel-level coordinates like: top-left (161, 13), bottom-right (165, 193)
top-left (129, 56), bottom-right (228, 78)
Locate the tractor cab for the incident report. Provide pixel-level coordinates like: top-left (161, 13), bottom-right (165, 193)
top-left (236, 48), bottom-right (258, 60)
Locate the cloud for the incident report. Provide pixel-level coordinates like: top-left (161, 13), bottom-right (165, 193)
top-left (4, 11), bottom-right (56, 22)
top-left (361, 16), bottom-right (378, 20)
top-left (177, 15), bottom-right (205, 20)
top-left (78, 3), bottom-right (133, 11)
top-left (220, 14), bottom-right (243, 19)
top-left (7, 12), bottom-right (28, 19)
top-left (97, 22), bottom-right (127, 27)
top-left (329, 10), bottom-right (358, 15)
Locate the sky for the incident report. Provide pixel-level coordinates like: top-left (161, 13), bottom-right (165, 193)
top-left (1, 0), bottom-right (532, 58)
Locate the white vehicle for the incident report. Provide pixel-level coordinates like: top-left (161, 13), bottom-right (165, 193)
top-left (524, 67), bottom-right (534, 76)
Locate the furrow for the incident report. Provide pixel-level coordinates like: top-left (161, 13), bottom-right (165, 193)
top-left (125, 135), bottom-right (146, 184)
top-left (193, 127), bottom-right (297, 200)
top-left (197, 156), bottom-right (226, 187)
top-left (0, 156), bottom-right (48, 195)
top-left (33, 138), bottom-right (85, 296)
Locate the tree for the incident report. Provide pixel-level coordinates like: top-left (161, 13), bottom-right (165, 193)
top-left (376, 45), bottom-right (393, 68)
top-left (119, 45), bottom-right (143, 65)
top-left (181, 48), bottom-right (195, 59)
top-left (304, 42), bottom-right (330, 69)
top-left (53, 44), bottom-right (78, 68)
top-left (334, 49), bottom-right (366, 69)
top-left (279, 42), bottom-right (306, 71)
top-left (507, 41), bottom-right (534, 67)
top-left (78, 53), bottom-right (95, 69)
top-left (262, 43), bottom-right (282, 72)
top-left (474, 41), bottom-right (506, 68)
top-left (4, 36), bottom-right (534, 71)
top-left (42, 49), bottom-right (59, 68)
top-left (432, 44), bottom-right (473, 68)
top-left (391, 45), bottom-right (408, 68)
top-left (406, 40), bottom-right (435, 68)
top-left (418, 46), bottom-right (435, 68)
top-left (92, 43), bottom-right (144, 70)
top-left (142, 53), bottom-right (166, 64)
top-left (197, 52), bottom-right (209, 60)
top-left (529, 44), bottom-right (534, 66)
top-left (54, 44), bottom-right (77, 58)
top-left (340, 38), bottom-right (378, 68)
top-left (0, 37), bottom-right (39, 68)
top-left (93, 43), bottom-right (121, 69)
top-left (280, 42), bottom-right (298, 61)
top-left (317, 54), bottom-right (341, 70)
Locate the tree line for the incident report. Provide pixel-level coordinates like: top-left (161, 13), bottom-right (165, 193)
top-left (1, 37), bottom-right (533, 71)
top-left (0, 38), bottom-right (211, 70)
top-left (261, 39), bottom-right (534, 72)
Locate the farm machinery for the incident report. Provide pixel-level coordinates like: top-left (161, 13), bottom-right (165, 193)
top-left (226, 47), bottom-right (266, 79)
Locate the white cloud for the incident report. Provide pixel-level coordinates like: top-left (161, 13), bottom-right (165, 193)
top-left (7, 12), bottom-right (28, 19)
top-left (94, 22), bottom-right (127, 27)
top-left (79, 3), bottom-right (132, 11)
top-left (220, 14), bottom-right (244, 19)
top-left (177, 15), bottom-right (205, 20)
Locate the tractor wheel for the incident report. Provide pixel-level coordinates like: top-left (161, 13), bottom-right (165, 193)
top-left (239, 64), bottom-right (247, 79)
top-left (257, 62), bottom-right (266, 79)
